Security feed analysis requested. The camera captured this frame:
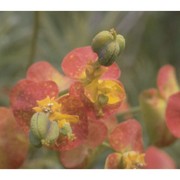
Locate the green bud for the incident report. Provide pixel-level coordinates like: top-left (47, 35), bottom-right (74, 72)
top-left (98, 94), bottom-right (109, 106)
top-left (91, 29), bottom-right (125, 66)
top-left (30, 112), bottom-right (59, 147)
top-left (29, 130), bottom-right (42, 148)
top-left (30, 112), bottom-right (50, 139)
top-left (42, 121), bottom-right (59, 145)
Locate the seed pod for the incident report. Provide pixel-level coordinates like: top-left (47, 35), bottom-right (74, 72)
top-left (30, 112), bottom-right (59, 147)
top-left (30, 112), bottom-right (50, 139)
top-left (91, 29), bottom-right (125, 66)
top-left (29, 130), bottom-right (42, 148)
top-left (42, 121), bottom-right (60, 145)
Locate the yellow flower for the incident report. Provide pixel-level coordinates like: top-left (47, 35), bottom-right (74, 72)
top-left (121, 151), bottom-right (145, 169)
top-left (33, 96), bottom-right (61, 114)
top-left (84, 79), bottom-right (125, 106)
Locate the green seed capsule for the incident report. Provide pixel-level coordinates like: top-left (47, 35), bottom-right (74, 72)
top-left (29, 130), bottom-right (42, 148)
top-left (30, 112), bottom-right (50, 139)
top-left (30, 112), bottom-right (59, 147)
top-left (42, 121), bottom-right (59, 145)
top-left (91, 29), bottom-right (125, 66)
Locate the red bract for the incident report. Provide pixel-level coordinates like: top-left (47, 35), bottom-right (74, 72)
top-left (145, 146), bottom-right (176, 169)
top-left (166, 92), bottom-right (180, 138)
top-left (27, 61), bottom-right (72, 91)
top-left (61, 46), bottom-right (121, 80)
top-left (109, 119), bottom-right (144, 153)
top-left (105, 119), bottom-right (145, 169)
top-left (10, 79), bottom-right (59, 133)
top-left (54, 95), bottom-right (88, 151)
top-left (59, 119), bottom-right (107, 168)
top-left (0, 107), bottom-right (29, 168)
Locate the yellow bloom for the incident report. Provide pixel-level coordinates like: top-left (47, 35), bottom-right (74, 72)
top-left (33, 96), bottom-right (61, 114)
top-left (84, 79), bottom-right (125, 106)
top-left (121, 151), bottom-right (145, 169)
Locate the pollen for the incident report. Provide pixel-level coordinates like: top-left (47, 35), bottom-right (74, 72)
top-left (33, 96), bottom-right (61, 114)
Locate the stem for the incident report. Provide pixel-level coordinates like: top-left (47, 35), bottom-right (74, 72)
top-left (58, 89), bottom-right (69, 97)
top-left (116, 106), bottom-right (141, 119)
top-left (102, 141), bottom-right (111, 149)
top-left (27, 11), bottom-right (40, 69)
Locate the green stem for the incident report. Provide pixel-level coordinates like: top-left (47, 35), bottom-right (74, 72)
top-left (102, 141), bottom-right (111, 149)
top-left (27, 11), bottom-right (40, 70)
top-left (116, 106), bottom-right (141, 119)
top-left (58, 89), bottom-right (69, 97)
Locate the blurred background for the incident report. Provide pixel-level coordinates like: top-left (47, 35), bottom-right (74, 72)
top-left (0, 11), bottom-right (180, 168)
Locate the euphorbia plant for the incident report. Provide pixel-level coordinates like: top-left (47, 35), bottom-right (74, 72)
top-left (4, 28), bottom-right (177, 169)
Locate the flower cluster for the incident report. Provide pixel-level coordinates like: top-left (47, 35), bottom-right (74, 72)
top-left (1, 29), bottom-right (178, 169)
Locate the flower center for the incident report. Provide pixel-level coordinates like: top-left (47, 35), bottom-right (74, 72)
top-left (121, 151), bottom-right (146, 169)
top-left (32, 96), bottom-right (79, 141)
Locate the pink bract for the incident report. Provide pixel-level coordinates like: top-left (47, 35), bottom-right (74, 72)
top-left (109, 119), bottom-right (144, 152)
top-left (27, 61), bottom-right (72, 91)
top-left (10, 79), bottom-right (59, 133)
top-left (0, 107), bottom-right (29, 168)
top-left (166, 92), bottom-right (180, 138)
top-left (145, 146), bottom-right (176, 169)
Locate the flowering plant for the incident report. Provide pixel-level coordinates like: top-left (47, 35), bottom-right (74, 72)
top-left (0, 29), bottom-right (178, 169)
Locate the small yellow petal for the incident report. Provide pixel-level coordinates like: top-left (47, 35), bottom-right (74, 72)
top-left (33, 107), bottom-right (42, 112)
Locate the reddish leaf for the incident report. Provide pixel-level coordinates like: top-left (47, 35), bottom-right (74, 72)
top-left (62, 46), bottom-right (97, 79)
top-left (27, 61), bottom-right (72, 91)
top-left (166, 92), bottom-right (180, 138)
top-left (157, 65), bottom-right (179, 99)
top-left (0, 107), bottom-right (29, 168)
top-left (10, 79), bottom-right (59, 133)
top-left (87, 119), bottom-right (107, 148)
top-left (59, 144), bottom-right (88, 168)
top-left (145, 146), bottom-right (176, 169)
top-left (105, 153), bottom-right (122, 169)
top-left (54, 95), bottom-right (88, 151)
top-left (109, 119), bottom-right (143, 152)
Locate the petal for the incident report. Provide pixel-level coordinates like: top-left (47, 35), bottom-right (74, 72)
top-left (157, 65), bottom-right (179, 99)
top-left (145, 146), bottom-right (176, 169)
top-left (109, 119), bottom-right (144, 152)
top-left (59, 144), bottom-right (88, 168)
top-left (62, 46), bottom-right (97, 79)
top-left (105, 153), bottom-right (122, 169)
top-left (54, 95), bottom-right (88, 151)
top-left (84, 80), bottom-right (126, 105)
top-left (100, 116), bottom-right (118, 135)
top-left (27, 61), bottom-right (72, 91)
top-left (101, 63), bottom-right (121, 80)
top-left (0, 107), bottom-right (29, 168)
top-left (87, 119), bottom-right (107, 148)
top-left (166, 92), bottom-right (180, 138)
top-left (139, 88), bottom-right (175, 146)
top-left (10, 79), bottom-right (59, 133)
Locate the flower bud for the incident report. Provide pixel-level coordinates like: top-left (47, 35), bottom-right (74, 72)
top-left (139, 89), bottom-right (175, 147)
top-left (30, 112), bottom-right (59, 147)
top-left (91, 29), bottom-right (125, 66)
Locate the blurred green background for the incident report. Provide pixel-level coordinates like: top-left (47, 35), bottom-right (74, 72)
top-left (0, 11), bottom-right (180, 168)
